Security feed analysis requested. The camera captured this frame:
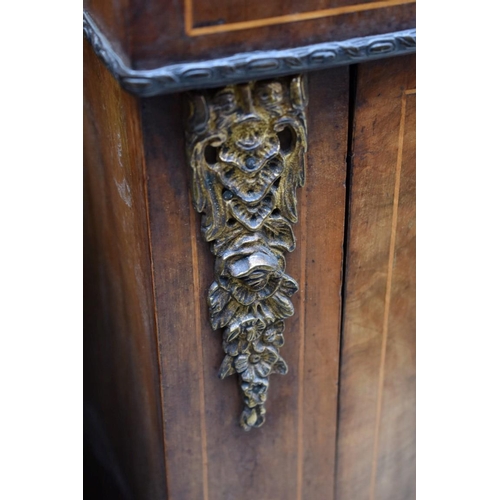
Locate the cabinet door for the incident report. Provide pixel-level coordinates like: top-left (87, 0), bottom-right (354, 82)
top-left (336, 55), bottom-right (416, 500)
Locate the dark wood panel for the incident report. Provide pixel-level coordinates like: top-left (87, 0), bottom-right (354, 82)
top-left (335, 54), bottom-right (416, 500)
top-left (140, 95), bottom-right (208, 500)
top-left (83, 40), bottom-right (167, 500)
top-left (84, 0), bottom-right (415, 69)
top-left (190, 0), bottom-right (411, 28)
top-left (141, 66), bottom-right (348, 499)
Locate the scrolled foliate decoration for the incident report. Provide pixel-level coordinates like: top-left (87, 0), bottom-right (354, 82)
top-left (186, 76), bottom-right (307, 430)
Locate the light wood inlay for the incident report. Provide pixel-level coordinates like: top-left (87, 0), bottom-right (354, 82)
top-left (369, 88), bottom-right (414, 500)
top-left (185, 0), bottom-right (415, 36)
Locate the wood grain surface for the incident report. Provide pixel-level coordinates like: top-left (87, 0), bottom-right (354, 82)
top-left (84, 0), bottom-right (415, 69)
top-left (83, 40), bottom-right (167, 499)
top-left (84, 44), bottom-right (416, 498)
top-left (335, 54), bottom-right (416, 500)
top-left (187, 0), bottom-right (414, 33)
top-left (140, 66), bottom-right (349, 500)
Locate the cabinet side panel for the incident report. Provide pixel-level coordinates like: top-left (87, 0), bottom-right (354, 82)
top-left (335, 54), bottom-right (416, 500)
top-left (142, 67), bottom-right (348, 500)
top-left (83, 40), bottom-right (167, 499)
top-left (141, 95), bottom-right (208, 500)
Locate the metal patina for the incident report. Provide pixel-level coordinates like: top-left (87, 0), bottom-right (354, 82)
top-left (185, 76), bottom-right (307, 429)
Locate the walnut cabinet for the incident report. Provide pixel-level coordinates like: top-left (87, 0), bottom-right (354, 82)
top-left (83, 2), bottom-right (415, 498)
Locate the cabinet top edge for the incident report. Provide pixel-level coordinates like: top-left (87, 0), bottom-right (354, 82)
top-left (83, 11), bottom-right (416, 97)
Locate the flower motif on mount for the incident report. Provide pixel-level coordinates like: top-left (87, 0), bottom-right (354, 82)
top-left (185, 75), bottom-right (307, 430)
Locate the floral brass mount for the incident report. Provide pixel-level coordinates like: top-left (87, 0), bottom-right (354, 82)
top-left (185, 75), bottom-right (307, 430)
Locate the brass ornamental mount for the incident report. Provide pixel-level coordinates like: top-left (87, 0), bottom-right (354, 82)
top-left (185, 75), bottom-right (307, 430)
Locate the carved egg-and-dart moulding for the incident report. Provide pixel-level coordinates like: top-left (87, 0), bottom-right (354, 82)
top-left (185, 75), bottom-right (307, 430)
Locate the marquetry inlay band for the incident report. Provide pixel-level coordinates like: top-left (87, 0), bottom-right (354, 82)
top-left (185, 0), bottom-right (416, 36)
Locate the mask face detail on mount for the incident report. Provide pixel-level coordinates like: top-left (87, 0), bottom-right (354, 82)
top-left (185, 75), bottom-right (307, 430)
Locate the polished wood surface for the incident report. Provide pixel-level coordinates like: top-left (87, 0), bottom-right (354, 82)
top-left (83, 40), bottom-right (166, 499)
top-left (140, 66), bottom-right (349, 499)
top-left (335, 54), bottom-right (416, 500)
top-left (187, 0), bottom-right (414, 33)
top-left (84, 38), bottom-right (415, 498)
top-left (84, 0), bottom-right (415, 69)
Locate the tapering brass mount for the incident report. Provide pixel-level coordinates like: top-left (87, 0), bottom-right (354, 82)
top-left (185, 76), bottom-right (307, 430)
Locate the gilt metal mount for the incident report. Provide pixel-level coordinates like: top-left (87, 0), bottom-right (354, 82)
top-left (185, 76), bottom-right (307, 430)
